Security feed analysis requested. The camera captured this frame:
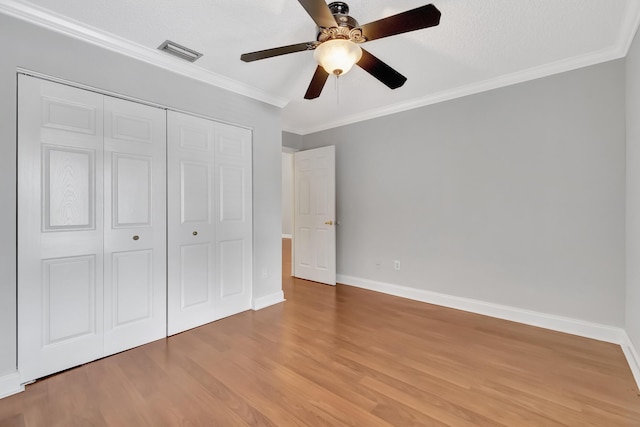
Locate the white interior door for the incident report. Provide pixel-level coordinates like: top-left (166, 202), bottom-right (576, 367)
top-left (18, 75), bottom-right (105, 382)
top-left (103, 97), bottom-right (166, 355)
top-left (293, 146), bottom-right (336, 285)
top-left (167, 112), bottom-right (252, 335)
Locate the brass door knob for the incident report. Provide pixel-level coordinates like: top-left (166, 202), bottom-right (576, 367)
top-left (324, 220), bottom-right (333, 225)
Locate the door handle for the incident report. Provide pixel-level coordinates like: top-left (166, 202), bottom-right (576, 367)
top-left (324, 220), bottom-right (333, 226)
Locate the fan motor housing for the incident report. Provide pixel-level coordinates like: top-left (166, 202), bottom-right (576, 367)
top-left (329, 2), bottom-right (358, 28)
top-left (317, 2), bottom-right (364, 43)
top-left (328, 2), bottom-right (349, 15)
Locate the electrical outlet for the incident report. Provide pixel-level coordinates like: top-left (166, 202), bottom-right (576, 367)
top-left (261, 269), bottom-right (268, 279)
top-left (394, 260), bottom-right (401, 270)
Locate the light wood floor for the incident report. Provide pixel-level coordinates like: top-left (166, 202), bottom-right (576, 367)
top-left (1, 239), bottom-right (640, 426)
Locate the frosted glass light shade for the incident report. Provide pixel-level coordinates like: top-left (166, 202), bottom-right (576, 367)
top-left (314, 39), bottom-right (363, 76)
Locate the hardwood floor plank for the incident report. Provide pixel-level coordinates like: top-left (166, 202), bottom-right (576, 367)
top-left (361, 376), bottom-right (506, 427)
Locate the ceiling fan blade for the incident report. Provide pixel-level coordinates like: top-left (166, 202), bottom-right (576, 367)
top-left (298, 0), bottom-right (338, 28)
top-left (241, 42), bottom-right (315, 62)
top-left (357, 49), bottom-right (407, 89)
top-left (304, 66), bottom-right (330, 99)
top-left (360, 4), bottom-right (441, 42)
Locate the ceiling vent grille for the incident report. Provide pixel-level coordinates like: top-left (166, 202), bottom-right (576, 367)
top-left (157, 40), bottom-right (203, 62)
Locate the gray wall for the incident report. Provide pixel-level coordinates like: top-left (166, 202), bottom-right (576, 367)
top-left (0, 13), bottom-right (282, 377)
top-left (627, 27), bottom-right (640, 349)
top-left (302, 60), bottom-right (626, 326)
top-left (283, 131), bottom-right (303, 150)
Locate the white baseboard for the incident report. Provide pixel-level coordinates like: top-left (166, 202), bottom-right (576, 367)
top-left (338, 274), bottom-right (640, 389)
top-left (0, 371), bottom-right (24, 399)
top-left (281, 234), bottom-right (292, 239)
top-left (337, 275), bottom-right (624, 344)
top-left (252, 291), bottom-right (285, 311)
top-left (620, 332), bottom-right (640, 389)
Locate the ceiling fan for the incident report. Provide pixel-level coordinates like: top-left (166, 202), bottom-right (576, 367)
top-left (240, 0), bottom-right (441, 99)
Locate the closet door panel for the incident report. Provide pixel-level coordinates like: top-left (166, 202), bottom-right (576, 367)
top-left (43, 255), bottom-right (97, 343)
top-left (103, 97), bottom-right (166, 355)
top-left (112, 154), bottom-right (152, 226)
top-left (180, 243), bottom-right (211, 307)
top-left (214, 123), bottom-right (253, 318)
top-left (182, 160), bottom-right (211, 223)
top-left (220, 239), bottom-right (245, 297)
top-left (44, 146), bottom-right (95, 230)
top-left (18, 75), bottom-right (105, 383)
top-left (111, 250), bottom-right (153, 325)
top-left (167, 111), bottom-right (217, 335)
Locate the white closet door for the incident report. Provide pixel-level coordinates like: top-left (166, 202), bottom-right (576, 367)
top-left (214, 122), bottom-right (253, 318)
top-left (167, 111), bottom-right (218, 335)
top-left (103, 97), bottom-right (167, 355)
top-left (18, 75), bottom-right (105, 382)
top-left (19, 76), bottom-right (168, 381)
top-left (167, 113), bottom-right (252, 334)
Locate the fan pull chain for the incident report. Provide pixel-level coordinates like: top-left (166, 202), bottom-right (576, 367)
top-left (335, 74), bottom-right (340, 105)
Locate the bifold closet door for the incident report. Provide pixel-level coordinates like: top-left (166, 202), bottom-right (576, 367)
top-left (167, 112), bottom-right (217, 335)
top-left (167, 111), bottom-right (252, 335)
top-left (18, 75), bottom-right (167, 382)
top-left (18, 75), bottom-right (106, 382)
top-left (102, 96), bottom-right (167, 355)
top-left (213, 122), bottom-right (253, 319)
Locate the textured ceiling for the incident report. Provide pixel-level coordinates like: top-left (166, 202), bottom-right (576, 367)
top-left (3, 0), bottom-right (640, 134)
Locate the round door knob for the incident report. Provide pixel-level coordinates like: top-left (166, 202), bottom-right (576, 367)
top-left (193, 231), bottom-right (198, 236)
top-left (132, 235), bottom-right (140, 241)
top-left (324, 220), bottom-right (333, 225)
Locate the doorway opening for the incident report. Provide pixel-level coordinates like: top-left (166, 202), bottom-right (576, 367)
top-left (282, 149), bottom-right (295, 280)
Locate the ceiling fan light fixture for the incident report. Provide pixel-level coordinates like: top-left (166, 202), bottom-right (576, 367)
top-left (313, 39), bottom-right (362, 76)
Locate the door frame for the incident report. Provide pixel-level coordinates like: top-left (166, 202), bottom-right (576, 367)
top-left (282, 146), bottom-right (298, 277)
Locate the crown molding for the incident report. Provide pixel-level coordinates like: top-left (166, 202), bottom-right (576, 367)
top-left (0, 0), bottom-right (290, 108)
top-left (298, 45), bottom-right (629, 135)
top-left (620, 0), bottom-right (640, 56)
top-left (281, 125), bottom-right (305, 135)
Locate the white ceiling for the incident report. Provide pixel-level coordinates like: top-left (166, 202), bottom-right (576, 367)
top-left (2, 0), bottom-right (640, 134)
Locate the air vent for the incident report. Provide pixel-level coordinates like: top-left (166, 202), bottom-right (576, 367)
top-left (157, 40), bottom-right (203, 62)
